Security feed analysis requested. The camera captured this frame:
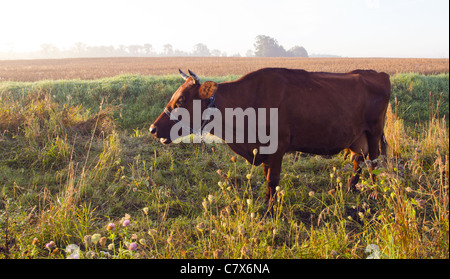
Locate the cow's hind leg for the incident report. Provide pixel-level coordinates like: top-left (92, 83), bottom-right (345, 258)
top-left (367, 133), bottom-right (383, 183)
top-left (348, 133), bottom-right (369, 191)
top-left (348, 153), bottom-right (364, 191)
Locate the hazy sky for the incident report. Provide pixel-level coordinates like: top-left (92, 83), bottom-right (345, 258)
top-left (1, 0), bottom-right (449, 58)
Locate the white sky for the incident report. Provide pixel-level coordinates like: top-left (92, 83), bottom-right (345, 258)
top-left (1, 0), bottom-right (449, 58)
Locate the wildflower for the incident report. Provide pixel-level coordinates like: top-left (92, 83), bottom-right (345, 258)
top-left (128, 242), bottom-right (138, 251)
top-left (272, 228), bottom-right (278, 235)
top-left (246, 199), bottom-right (253, 206)
top-left (267, 246), bottom-right (273, 255)
top-left (107, 222), bottom-right (116, 231)
top-left (196, 222), bottom-right (206, 232)
top-left (45, 241), bottom-right (55, 250)
top-left (405, 187), bottom-right (413, 193)
top-left (68, 253), bottom-right (79, 259)
top-left (237, 225), bottom-right (246, 235)
top-left (241, 245), bottom-right (252, 258)
top-left (124, 213), bottom-right (131, 220)
top-left (65, 244), bottom-right (79, 258)
top-left (336, 176), bottom-right (342, 183)
top-left (31, 237), bottom-right (39, 246)
top-left (143, 207), bottom-right (149, 215)
top-left (208, 194), bottom-right (215, 203)
top-left (308, 191), bottom-right (315, 197)
top-left (246, 173), bottom-right (252, 180)
top-left (330, 250), bottom-right (338, 258)
top-left (358, 212), bottom-right (364, 220)
top-left (91, 233), bottom-right (101, 245)
top-left (330, 173), bottom-right (334, 179)
top-left (253, 148), bottom-right (258, 156)
top-left (231, 156), bottom-right (237, 163)
top-left (218, 181), bottom-right (223, 188)
top-left (275, 186), bottom-right (281, 192)
top-left (202, 199), bottom-right (209, 211)
top-left (131, 234), bottom-right (138, 241)
top-left (214, 249), bottom-right (224, 259)
top-left (99, 237), bottom-right (107, 248)
top-left (250, 212), bottom-right (256, 219)
top-left (83, 235), bottom-right (92, 247)
top-left (278, 189), bottom-right (285, 197)
top-left (122, 219), bottom-right (131, 227)
top-left (220, 207), bottom-right (229, 218)
top-left (85, 251), bottom-right (97, 259)
top-left (107, 243), bottom-right (114, 250)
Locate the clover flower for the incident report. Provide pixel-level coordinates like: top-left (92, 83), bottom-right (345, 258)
top-left (107, 222), bottom-right (116, 231)
top-left (128, 242), bottom-right (138, 251)
top-left (45, 241), bottom-right (55, 250)
top-left (122, 219), bottom-right (131, 227)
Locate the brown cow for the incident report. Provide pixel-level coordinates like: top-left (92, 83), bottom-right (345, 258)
top-left (150, 68), bottom-right (390, 209)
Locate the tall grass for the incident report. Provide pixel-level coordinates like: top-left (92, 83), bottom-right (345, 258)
top-left (0, 73), bottom-right (448, 259)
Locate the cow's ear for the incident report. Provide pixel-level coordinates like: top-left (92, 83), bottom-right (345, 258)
top-left (198, 81), bottom-right (218, 99)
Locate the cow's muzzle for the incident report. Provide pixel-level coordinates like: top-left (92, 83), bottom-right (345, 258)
top-left (149, 123), bottom-right (172, 145)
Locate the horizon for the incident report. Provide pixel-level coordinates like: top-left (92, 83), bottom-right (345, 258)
top-left (1, 0), bottom-right (449, 59)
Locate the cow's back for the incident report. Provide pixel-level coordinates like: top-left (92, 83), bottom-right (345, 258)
top-left (243, 68), bottom-right (390, 155)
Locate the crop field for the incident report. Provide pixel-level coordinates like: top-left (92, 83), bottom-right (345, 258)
top-left (0, 57), bottom-right (448, 259)
top-left (0, 57), bottom-right (448, 82)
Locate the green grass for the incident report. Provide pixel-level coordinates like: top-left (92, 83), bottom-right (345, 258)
top-left (0, 73), bottom-right (448, 259)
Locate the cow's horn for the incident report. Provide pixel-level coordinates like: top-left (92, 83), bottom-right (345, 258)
top-left (179, 69), bottom-right (190, 81)
top-left (188, 69), bottom-right (200, 84)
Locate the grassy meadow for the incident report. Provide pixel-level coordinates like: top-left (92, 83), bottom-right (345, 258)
top-left (0, 72), bottom-right (448, 259)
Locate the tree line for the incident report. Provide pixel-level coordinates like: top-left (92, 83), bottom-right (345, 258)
top-left (1, 35), bottom-right (308, 59)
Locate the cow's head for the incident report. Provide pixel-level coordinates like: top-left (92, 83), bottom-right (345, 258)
top-left (149, 69), bottom-right (218, 144)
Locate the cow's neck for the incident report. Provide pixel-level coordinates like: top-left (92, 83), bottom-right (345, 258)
top-left (213, 82), bottom-right (242, 113)
top-left (208, 82), bottom-right (256, 163)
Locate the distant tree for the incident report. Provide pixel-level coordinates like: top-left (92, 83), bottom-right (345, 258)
top-left (163, 44), bottom-right (174, 56)
top-left (117, 45), bottom-right (128, 56)
top-left (71, 42), bottom-right (87, 56)
top-left (128, 45), bottom-right (142, 56)
top-left (40, 44), bottom-right (59, 58)
top-left (253, 35), bottom-right (286, 57)
top-left (287, 46), bottom-right (308, 57)
top-left (192, 43), bottom-right (211, 56)
top-left (143, 44), bottom-right (154, 56)
top-left (211, 49), bottom-right (222, 57)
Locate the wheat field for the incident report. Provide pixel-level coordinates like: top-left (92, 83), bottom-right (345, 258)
top-left (0, 57), bottom-right (448, 81)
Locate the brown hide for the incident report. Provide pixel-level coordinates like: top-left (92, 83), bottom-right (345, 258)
top-left (150, 68), bottom-right (391, 208)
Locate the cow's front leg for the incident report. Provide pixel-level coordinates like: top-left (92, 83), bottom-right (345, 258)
top-left (263, 156), bottom-right (283, 213)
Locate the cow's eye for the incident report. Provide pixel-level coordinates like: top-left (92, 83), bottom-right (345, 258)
top-left (176, 96), bottom-right (185, 106)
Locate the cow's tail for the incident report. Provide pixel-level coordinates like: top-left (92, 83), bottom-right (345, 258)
top-left (380, 132), bottom-right (388, 157)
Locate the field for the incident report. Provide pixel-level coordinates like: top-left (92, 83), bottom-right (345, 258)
top-left (0, 57), bottom-right (448, 82)
top-left (0, 57), bottom-right (448, 259)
